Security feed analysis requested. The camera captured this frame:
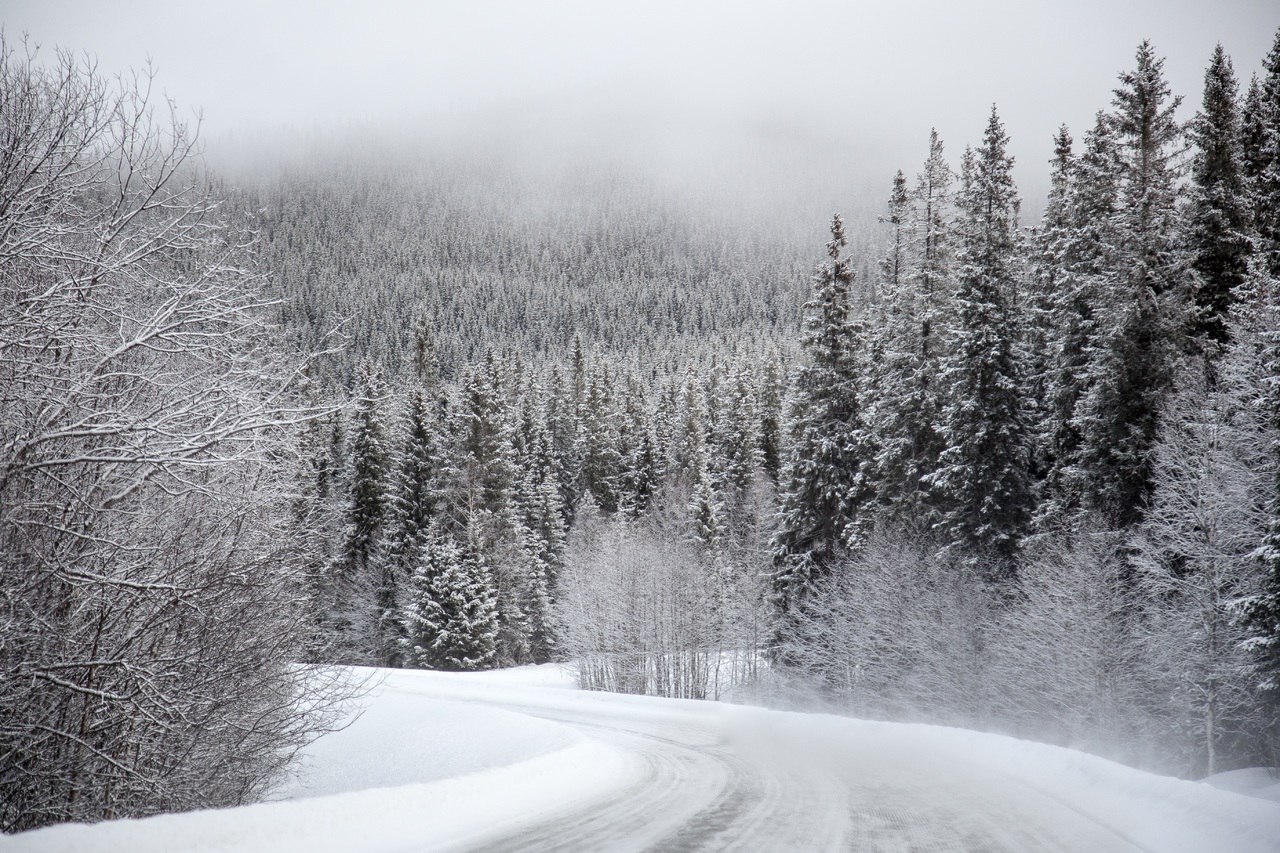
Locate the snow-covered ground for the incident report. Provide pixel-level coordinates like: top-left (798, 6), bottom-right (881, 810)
top-left (1203, 767), bottom-right (1280, 804)
top-left (8, 665), bottom-right (1280, 852)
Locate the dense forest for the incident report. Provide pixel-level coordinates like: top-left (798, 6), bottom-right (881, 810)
top-left (4, 26), bottom-right (1280, 832)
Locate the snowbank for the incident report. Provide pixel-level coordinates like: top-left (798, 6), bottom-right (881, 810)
top-left (1203, 768), bottom-right (1280, 804)
top-left (7, 739), bottom-right (634, 853)
top-left (6, 665), bottom-right (636, 853)
top-left (270, 665), bottom-right (579, 800)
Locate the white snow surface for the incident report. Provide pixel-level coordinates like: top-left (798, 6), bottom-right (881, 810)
top-left (7, 664), bottom-right (1280, 852)
top-left (1203, 767), bottom-right (1280, 804)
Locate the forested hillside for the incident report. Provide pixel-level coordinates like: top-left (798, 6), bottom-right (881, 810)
top-left (241, 153), bottom-right (890, 389)
top-left (261, 35), bottom-right (1280, 781)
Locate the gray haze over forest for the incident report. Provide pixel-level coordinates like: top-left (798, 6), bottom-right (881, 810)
top-left (6, 1), bottom-right (1277, 219)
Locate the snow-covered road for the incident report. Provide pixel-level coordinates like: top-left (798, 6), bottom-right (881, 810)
top-left (9, 666), bottom-right (1280, 852)
top-left (396, 672), bottom-right (1187, 852)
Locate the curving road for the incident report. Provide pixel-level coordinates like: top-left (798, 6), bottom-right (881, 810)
top-left (415, 678), bottom-right (1150, 853)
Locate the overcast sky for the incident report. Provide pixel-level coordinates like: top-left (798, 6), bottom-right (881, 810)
top-left (5, 1), bottom-right (1278, 213)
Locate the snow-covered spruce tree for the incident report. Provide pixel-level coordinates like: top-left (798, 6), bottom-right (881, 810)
top-left (0, 45), bottom-right (345, 830)
top-left (544, 362), bottom-right (583, 521)
top-left (929, 108), bottom-right (1033, 572)
top-left (1024, 125), bottom-right (1075, 493)
top-left (616, 374), bottom-right (658, 517)
top-left (1241, 73), bottom-right (1268, 224)
top-left (878, 169), bottom-right (911, 302)
top-left (1236, 261), bottom-right (1280, 761)
top-left (451, 354), bottom-right (530, 664)
top-left (401, 528), bottom-right (499, 671)
top-left (1236, 39), bottom-right (1280, 731)
top-left (513, 411), bottom-right (567, 663)
top-left (334, 361), bottom-right (393, 663)
top-left (411, 313), bottom-right (442, 389)
top-left (1024, 126), bottom-right (1075, 440)
top-left (389, 387), bottom-right (445, 554)
top-left (578, 363), bottom-right (623, 514)
top-left (719, 360), bottom-right (764, 509)
top-left (1245, 29), bottom-right (1280, 276)
top-left (377, 385), bottom-right (447, 666)
top-left (758, 354), bottom-right (785, 483)
top-left (1036, 114), bottom-right (1125, 527)
top-left (1187, 44), bottom-right (1252, 351)
top-left (671, 367), bottom-right (708, 480)
top-left (652, 375), bottom-right (680, 483)
top-left (871, 132), bottom-right (953, 528)
top-left (771, 215), bottom-right (877, 618)
top-left (689, 435), bottom-right (725, 554)
top-left (1071, 41), bottom-right (1189, 528)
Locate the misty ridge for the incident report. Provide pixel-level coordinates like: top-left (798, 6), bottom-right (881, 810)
top-left (3, 3), bottom-right (1280, 842)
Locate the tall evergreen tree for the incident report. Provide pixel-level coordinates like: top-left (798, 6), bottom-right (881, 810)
top-left (616, 375), bottom-right (658, 517)
top-left (651, 375), bottom-right (680, 481)
top-left (1110, 41), bottom-right (1185, 297)
top-left (1037, 114), bottom-right (1124, 526)
top-left (1026, 126), bottom-right (1075, 497)
top-left (720, 361), bottom-right (764, 502)
top-left (689, 436), bottom-right (724, 554)
top-left (516, 421), bottom-right (567, 663)
top-left (343, 365), bottom-right (390, 575)
top-left (1241, 74), bottom-right (1268, 209)
top-left (544, 363), bottom-right (583, 520)
top-left (579, 364), bottom-right (623, 514)
top-left (1028, 126), bottom-right (1075, 390)
top-left (388, 389), bottom-right (445, 546)
top-left (378, 386), bottom-right (446, 664)
top-left (1247, 31), bottom-right (1280, 275)
top-left (672, 367), bottom-right (708, 480)
top-left (758, 355), bottom-right (785, 483)
top-left (412, 314), bottom-right (442, 388)
top-left (914, 129), bottom-right (956, 331)
top-left (871, 132), bottom-right (954, 526)
top-left (878, 169), bottom-right (911, 301)
top-left (337, 362), bottom-right (393, 661)
top-left (772, 215), bottom-right (876, 615)
top-left (1188, 44), bottom-right (1252, 350)
top-left (1236, 261), bottom-right (1280, 754)
top-left (445, 354), bottom-right (532, 663)
top-left (930, 108), bottom-right (1033, 571)
top-left (1073, 41), bottom-right (1188, 527)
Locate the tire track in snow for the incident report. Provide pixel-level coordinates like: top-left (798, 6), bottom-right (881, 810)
top-left (395, 680), bottom-right (1150, 852)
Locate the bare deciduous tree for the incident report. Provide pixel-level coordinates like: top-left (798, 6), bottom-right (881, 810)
top-left (556, 490), bottom-right (766, 700)
top-left (0, 40), bottom-right (348, 831)
top-left (1133, 362), bottom-right (1274, 776)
